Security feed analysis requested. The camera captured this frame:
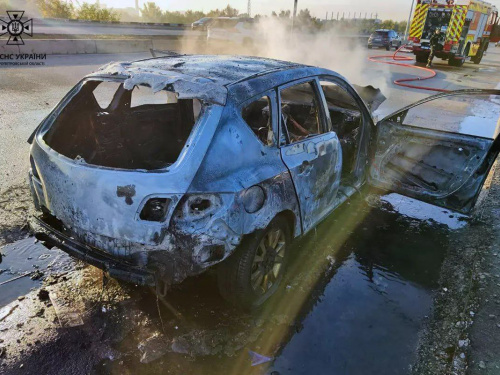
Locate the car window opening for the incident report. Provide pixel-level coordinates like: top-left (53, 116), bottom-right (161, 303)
top-left (280, 82), bottom-right (323, 144)
top-left (320, 82), bottom-right (363, 179)
top-left (43, 80), bottom-right (203, 170)
top-left (241, 96), bottom-right (274, 146)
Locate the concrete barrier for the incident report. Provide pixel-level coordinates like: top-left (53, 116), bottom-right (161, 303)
top-left (0, 38), bottom-right (180, 55)
top-left (0, 35), bottom-right (369, 55)
top-left (0, 16), bottom-right (190, 30)
top-left (94, 39), bottom-right (152, 54)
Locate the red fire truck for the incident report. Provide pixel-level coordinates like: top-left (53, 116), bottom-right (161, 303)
top-left (409, 0), bottom-right (498, 66)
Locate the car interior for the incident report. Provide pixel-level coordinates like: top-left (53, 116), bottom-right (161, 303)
top-left (278, 82), bottom-right (363, 179)
top-left (241, 96), bottom-right (274, 146)
top-left (279, 82), bottom-right (322, 144)
top-left (240, 82), bottom-right (363, 180)
top-left (320, 83), bottom-right (363, 178)
top-left (43, 80), bottom-right (201, 170)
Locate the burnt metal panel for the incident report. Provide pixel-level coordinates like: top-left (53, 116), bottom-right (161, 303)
top-left (370, 121), bottom-right (496, 214)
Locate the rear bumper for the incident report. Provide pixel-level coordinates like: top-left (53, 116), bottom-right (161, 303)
top-left (368, 40), bottom-right (389, 47)
top-left (29, 214), bottom-right (156, 286)
top-left (413, 47), bottom-right (461, 60)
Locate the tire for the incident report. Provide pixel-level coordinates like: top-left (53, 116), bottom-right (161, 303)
top-left (472, 52), bottom-right (483, 64)
top-left (415, 53), bottom-right (428, 63)
top-left (217, 216), bottom-right (291, 310)
top-left (448, 57), bottom-right (464, 67)
top-left (386, 44), bottom-right (391, 51)
top-left (368, 45), bottom-right (373, 49)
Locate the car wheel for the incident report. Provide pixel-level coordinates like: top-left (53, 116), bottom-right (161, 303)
top-left (217, 216), bottom-right (290, 310)
top-left (448, 57), bottom-right (464, 67)
top-left (472, 52), bottom-right (483, 64)
top-left (386, 44), bottom-right (391, 51)
top-left (368, 45), bottom-right (373, 49)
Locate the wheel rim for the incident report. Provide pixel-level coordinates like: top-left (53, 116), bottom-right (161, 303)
top-left (250, 228), bottom-right (286, 295)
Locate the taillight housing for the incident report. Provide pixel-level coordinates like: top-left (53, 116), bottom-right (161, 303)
top-left (139, 198), bottom-right (170, 222)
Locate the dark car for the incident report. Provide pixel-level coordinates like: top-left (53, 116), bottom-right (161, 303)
top-left (27, 54), bottom-right (500, 309)
top-left (191, 17), bottom-right (213, 31)
top-left (368, 29), bottom-right (402, 50)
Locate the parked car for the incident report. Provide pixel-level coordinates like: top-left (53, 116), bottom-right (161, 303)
top-left (207, 17), bottom-right (257, 48)
top-left (191, 17), bottom-right (213, 31)
top-left (28, 54), bottom-right (500, 309)
top-left (368, 29), bottom-right (402, 50)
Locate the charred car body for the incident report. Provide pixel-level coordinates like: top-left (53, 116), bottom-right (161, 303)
top-left (28, 54), bottom-right (500, 308)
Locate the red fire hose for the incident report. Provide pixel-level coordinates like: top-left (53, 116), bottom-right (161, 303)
top-left (368, 44), bottom-right (451, 93)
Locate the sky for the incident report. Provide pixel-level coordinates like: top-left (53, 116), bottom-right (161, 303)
top-left (99, 0), bottom-right (500, 21)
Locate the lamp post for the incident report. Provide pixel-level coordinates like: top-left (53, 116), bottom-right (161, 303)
top-left (404, 0), bottom-right (416, 41)
top-left (292, 0), bottom-right (298, 29)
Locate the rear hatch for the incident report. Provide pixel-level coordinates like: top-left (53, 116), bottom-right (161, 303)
top-left (370, 31), bottom-right (389, 43)
top-left (30, 78), bottom-right (222, 247)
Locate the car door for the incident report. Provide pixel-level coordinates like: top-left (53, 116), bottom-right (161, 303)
top-left (279, 78), bottom-right (342, 232)
top-left (369, 89), bottom-right (500, 214)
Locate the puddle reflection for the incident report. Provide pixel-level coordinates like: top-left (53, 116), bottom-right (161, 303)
top-left (98, 193), bottom-right (449, 374)
top-left (0, 192), bottom-right (450, 374)
top-left (0, 237), bottom-right (75, 307)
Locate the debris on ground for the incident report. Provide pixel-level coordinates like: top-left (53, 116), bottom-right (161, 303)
top-left (248, 350), bottom-right (273, 366)
top-left (49, 290), bottom-right (85, 327)
top-left (138, 333), bottom-right (170, 364)
top-left (37, 289), bottom-right (49, 302)
top-left (30, 270), bottom-right (44, 280)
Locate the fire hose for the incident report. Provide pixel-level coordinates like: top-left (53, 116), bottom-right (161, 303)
top-left (368, 44), bottom-right (451, 93)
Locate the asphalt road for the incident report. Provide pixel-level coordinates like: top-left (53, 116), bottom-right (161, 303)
top-left (0, 44), bottom-right (500, 374)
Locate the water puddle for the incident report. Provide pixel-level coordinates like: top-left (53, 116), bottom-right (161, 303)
top-left (380, 193), bottom-right (467, 229)
top-left (93, 196), bottom-right (450, 374)
top-left (0, 237), bottom-right (74, 308)
top-left (0, 193), bottom-right (454, 374)
top-left (458, 97), bottom-right (500, 138)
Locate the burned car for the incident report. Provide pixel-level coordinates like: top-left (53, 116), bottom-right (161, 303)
top-left (28, 54), bottom-right (500, 309)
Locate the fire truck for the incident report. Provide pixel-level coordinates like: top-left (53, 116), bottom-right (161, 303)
top-left (409, 0), bottom-right (498, 66)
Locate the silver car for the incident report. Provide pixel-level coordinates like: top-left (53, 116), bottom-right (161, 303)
top-left (28, 54), bottom-right (500, 309)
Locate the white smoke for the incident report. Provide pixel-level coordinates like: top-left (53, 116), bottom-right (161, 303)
top-left (180, 17), bottom-right (391, 94)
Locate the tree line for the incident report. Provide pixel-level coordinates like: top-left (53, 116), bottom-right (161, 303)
top-left (2, 0), bottom-right (407, 34)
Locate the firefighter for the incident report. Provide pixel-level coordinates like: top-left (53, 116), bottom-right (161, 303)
top-left (427, 28), bottom-right (442, 68)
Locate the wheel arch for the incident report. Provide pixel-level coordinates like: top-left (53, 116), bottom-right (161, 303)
top-left (464, 42), bottom-right (472, 57)
top-left (275, 209), bottom-right (298, 239)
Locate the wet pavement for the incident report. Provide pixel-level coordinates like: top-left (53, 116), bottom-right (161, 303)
top-left (1, 46), bottom-right (499, 375)
top-left (0, 238), bottom-right (74, 308)
top-left (0, 193), bottom-right (452, 374)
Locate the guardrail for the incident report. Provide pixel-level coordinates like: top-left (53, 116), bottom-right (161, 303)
top-left (0, 16), bottom-right (189, 29)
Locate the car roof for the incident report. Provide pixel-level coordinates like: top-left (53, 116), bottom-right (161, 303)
top-left (131, 54), bottom-right (305, 86)
top-left (90, 54), bottom-right (308, 105)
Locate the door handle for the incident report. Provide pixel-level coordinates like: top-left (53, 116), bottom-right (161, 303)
top-left (299, 160), bottom-right (312, 174)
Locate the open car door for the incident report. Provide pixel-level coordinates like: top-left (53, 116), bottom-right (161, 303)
top-left (369, 89), bottom-right (500, 214)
